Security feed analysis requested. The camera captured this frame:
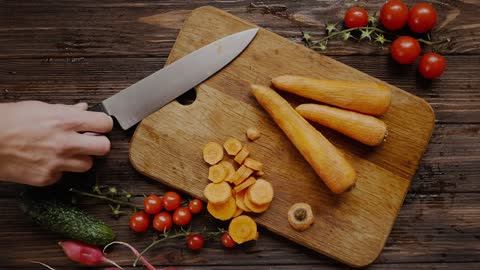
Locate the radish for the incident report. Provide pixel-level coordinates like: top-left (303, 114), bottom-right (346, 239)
top-left (58, 241), bottom-right (123, 269)
top-left (104, 241), bottom-right (176, 270)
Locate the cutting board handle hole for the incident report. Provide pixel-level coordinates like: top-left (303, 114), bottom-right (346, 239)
top-left (176, 88), bottom-right (197, 106)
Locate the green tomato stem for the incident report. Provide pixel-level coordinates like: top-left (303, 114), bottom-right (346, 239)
top-left (315, 26), bottom-right (388, 44)
top-left (70, 188), bottom-right (142, 210)
top-left (309, 26), bottom-right (449, 49)
top-left (133, 233), bottom-right (188, 266)
top-left (133, 228), bottom-right (225, 266)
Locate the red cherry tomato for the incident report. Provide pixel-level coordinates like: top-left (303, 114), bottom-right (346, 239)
top-left (344, 7), bottom-right (369, 28)
top-left (129, 212), bottom-right (150, 232)
top-left (173, 207), bottom-right (192, 226)
top-left (418, 52), bottom-right (446, 79)
top-left (390, 36), bottom-right (421, 64)
top-left (221, 232), bottom-right (237, 248)
top-left (380, 0), bottom-right (409, 31)
top-left (144, 194), bottom-right (163, 215)
top-left (187, 234), bottom-right (205, 251)
top-left (188, 199), bottom-right (204, 214)
top-left (162, 191), bottom-right (182, 211)
top-left (153, 212), bottom-right (173, 232)
top-left (408, 3), bottom-right (437, 33)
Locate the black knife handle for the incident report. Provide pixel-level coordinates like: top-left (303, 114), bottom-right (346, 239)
top-left (88, 103), bottom-right (107, 113)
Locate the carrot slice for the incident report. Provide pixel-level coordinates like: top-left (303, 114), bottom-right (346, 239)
top-left (244, 158), bottom-right (263, 171)
top-left (287, 202), bottom-right (314, 231)
top-left (233, 176), bottom-right (256, 193)
top-left (203, 142), bottom-right (223, 165)
top-left (234, 146), bottom-right (250, 164)
top-left (228, 215), bottom-right (258, 244)
top-left (219, 161), bottom-right (235, 182)
top-left (244, 191), bottom-right (270, 213)
top-left (229, 165), bottom-right (248, 184)
top-left (224, 138), bottom-right (242, 156)
top-left (296, 104), bottom-right (388, 146)
top-left (203, 182), bottom-right (231, 205)
top-left (207, 197), bottom-right (237, 221)
top-left (208, 164), bottom-right (227, 183)
top-left (235, 189), bottom-right (251, 212)
top-left (246, 179), bottom-right (274, 205)
top-left (233, 167), bottom-right (254, 186)
top-left (246, 127), bottom-right (261, 141)
top-left (233, 207), bottom-right (244, 218)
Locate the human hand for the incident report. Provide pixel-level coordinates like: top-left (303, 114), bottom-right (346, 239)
top-left (0, 101), bottom-right (113, 186)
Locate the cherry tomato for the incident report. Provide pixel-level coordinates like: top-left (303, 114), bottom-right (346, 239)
top-left (153, 212), bottom-right (173, 232)
top-left (380, 0), bottom-right (409, 31)
top-left (187, 234), bottom-right (205, 251)
top-left (390, 36), bottom-right (421, 64)
top-left (144, 194), bottom-right (163, 215)
top-left (129, 212), bottom-right (150, 232)
top-left (344, 7), bottom-right (369, 29)
top-left (418, 52), bottom-right (446, 79)
top-left (173, 207), bottom-right (192, 226)
top-left (221, 232), bottom-right (237, 248)
top-left (162, 191), bottom-right (181, 211)
top-left (188, 199), bottom-right (204, 214)
top-left (408, 3), bottom-right (437, 33)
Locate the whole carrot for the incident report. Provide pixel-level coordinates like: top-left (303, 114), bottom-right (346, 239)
top-left (251, 84), bottom-right (356, 194)
top-left (296, 104), bottom-right (387, 146)
top-left (272, 75), bottom-right (392, 116)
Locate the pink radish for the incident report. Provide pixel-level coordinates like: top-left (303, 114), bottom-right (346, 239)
top-left (58, 241), bottom-right (123, 269)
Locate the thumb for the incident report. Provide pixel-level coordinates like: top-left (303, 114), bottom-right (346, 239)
top-left (72, 102), bottom-right (88, 111)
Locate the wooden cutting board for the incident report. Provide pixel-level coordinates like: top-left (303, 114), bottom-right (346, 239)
top-left (129, 6), bottom-right (434, 267)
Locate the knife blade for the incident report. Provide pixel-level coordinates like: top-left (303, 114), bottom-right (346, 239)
top-left (91, 28), bottom-right (259, 130)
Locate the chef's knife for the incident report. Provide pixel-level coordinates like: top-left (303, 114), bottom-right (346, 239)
top-left (90, 28), bottom-right (259, 130)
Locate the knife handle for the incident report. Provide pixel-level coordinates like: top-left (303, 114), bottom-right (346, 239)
top-left (88, 103), bottom-right (107, 113)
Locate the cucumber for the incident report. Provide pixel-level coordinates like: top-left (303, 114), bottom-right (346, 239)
top-left (20, 195), bottom-right (115, 246)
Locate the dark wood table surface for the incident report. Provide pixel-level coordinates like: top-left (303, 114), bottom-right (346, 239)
top-left (1, 1), bottom-right (479, 269)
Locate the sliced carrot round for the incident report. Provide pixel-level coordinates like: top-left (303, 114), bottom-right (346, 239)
top-left (287, 202), bottom-right (314, 231)
top-left (234, 189), bottom-right (251, 212)
top-left (203, 182), bottom-right (231, 205)
top-left (244, 191), bottom-right (270, 213)
top-left (228, 215), bottom-right (257, 244)
top-left (207, 197), bottom-right (237, 221)
top-left (224, 138), bottom-right (242, 156)
top-left (208, 164), bottom-right (227, 183)
top-left (203, 142), bottom-right (224, 165)
top-left (233, 207), bottom-right (244, 218)
top-left (246, 179), bottom-right (274, 205)
top-left (219, 161), bottom-right (235, 182)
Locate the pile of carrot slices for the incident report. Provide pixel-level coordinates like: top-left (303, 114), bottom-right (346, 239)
top-left (202, 137), bottom-right (274, 244)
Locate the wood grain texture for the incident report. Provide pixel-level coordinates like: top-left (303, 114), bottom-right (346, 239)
top-left (0, 0), bottom-right (479, 269)
top-left (1, 192), bottom-right (479, 268)
top-left (0, 0), bottom-right (478, 58)
top-left (129, 7), bottom-right (435, 267)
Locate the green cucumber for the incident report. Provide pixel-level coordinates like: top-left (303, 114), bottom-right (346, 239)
top-left (20, 195), bottom-right (115, 246)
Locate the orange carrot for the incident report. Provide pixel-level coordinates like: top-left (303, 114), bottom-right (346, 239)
top-left (272, 75), bottom-right (392, 116)
top-left (252, 84), bottom-right (356, 194)
top-left (296, 104), bottom-right (387, 146)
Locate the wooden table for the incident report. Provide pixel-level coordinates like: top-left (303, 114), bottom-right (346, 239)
top-left (0, 1), bottom-right (478, 269)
